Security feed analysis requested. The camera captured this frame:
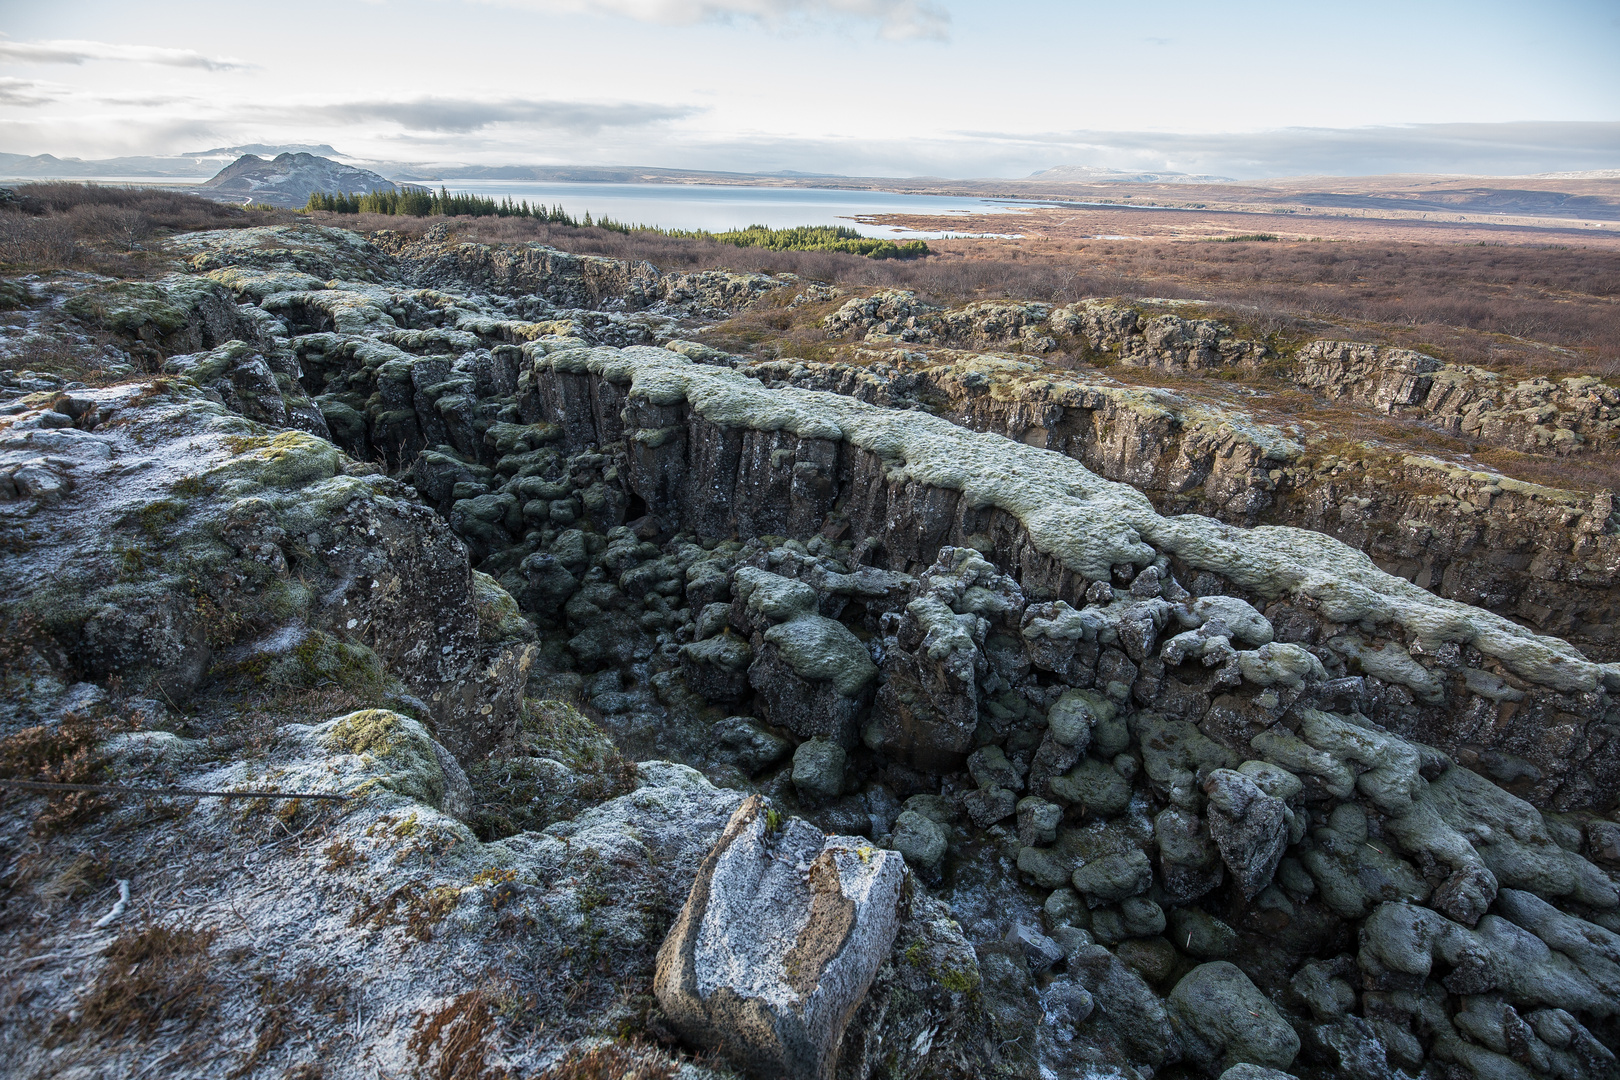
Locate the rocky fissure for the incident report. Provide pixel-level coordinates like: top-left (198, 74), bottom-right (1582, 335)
top-left (3, 223), bottom-right (1619, 1080)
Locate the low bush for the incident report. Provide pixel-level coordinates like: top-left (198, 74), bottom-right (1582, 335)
top-left (0, 182), bottom-right (294, 274)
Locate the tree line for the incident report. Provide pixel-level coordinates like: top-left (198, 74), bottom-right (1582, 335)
top-left (303, 188), bottom-right (929, 259)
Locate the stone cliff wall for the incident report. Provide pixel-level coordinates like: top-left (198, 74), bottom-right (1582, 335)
top-left (491, 344), bottom-right (1620, 812)
top-left (826, 292), bottom-right (1619, 459)
top-left (743, 352), bottom-right (1620, 662)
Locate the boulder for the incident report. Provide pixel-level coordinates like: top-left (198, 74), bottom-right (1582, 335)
top-left (1169, 961), bottom-right (1300, 1074)
top-left (1155, 806), bottom-right (1224, 902)
top-left (680, 632), bottom-right (753, 702)
top-left (962, 785), bottom-right (1018, 827)
top-left (709, 716), bottom-right (790, 774)
top-left (1071, 848), bottom-right (1154, 905)
top-left (1050, 757), bottom-right (1133, 818)
top-left (792, 739), bottom-right (846, 800)
top-left (654, 796), bottom-right (905, 1080)
top-left (1017, 796), bottom-right (1063, 847)
top-left (1069, 944), bottom-right (1177, 1065)
top-left (1218, 1067), bottom-right (1298, 1080)
top-left (888, 809), bottom-right (948, 874)
top-left (1168, 907), bottom-right (1238, 959)
top-left (1204, 768), bottom-right (1288, 899)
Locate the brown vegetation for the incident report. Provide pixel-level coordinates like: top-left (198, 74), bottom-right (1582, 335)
top-left (230, 965), bottom-right (350, 1079)
top-left (0, 183), bottom-right (295, 276)
top-left (0, 713), bottom-right (114, 836)
top-left (344, 210), bottom-right (1620, 378)
top-left (536, 1041), bottom-right (679, 1080)
top-left (409, 989), bottom-right (509, 1080)
top-left (55, 925), bottom-right (221, 1042)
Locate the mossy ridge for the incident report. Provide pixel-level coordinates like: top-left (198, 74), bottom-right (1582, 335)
top-left (61, 274), bottom-right (224, 339)
top-left (316, 708), bottom-right (447, 806)
top-left (541, 343), bottom-right (1620, 695)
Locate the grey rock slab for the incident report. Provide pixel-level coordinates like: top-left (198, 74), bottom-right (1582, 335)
top-left (654, 795), bottom-right (904, 1080)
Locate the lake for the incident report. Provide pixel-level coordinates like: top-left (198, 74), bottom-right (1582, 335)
top-left (0, 175), bottom-right (1052, 238)
top-left (385, 180), bottom-right (1048, 237)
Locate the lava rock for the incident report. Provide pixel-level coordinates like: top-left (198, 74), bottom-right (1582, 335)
top-left (1204, 768), bottom-right (1288, 899)
top-left (889, 809), bottom-right (948, 874)
top-left (1071, 848), bottom-right (1154, 905)
top-left (792, 739), bottom-right (847, 800)
top-left (1169, 961), bottom-right (1301, 1074)
top-left (710, 716), bottom-right (790, 774)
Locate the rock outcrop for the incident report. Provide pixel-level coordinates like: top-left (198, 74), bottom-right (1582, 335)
top-left (0, 377), bottom-right (534, 759)
top-left (7, 222), bottom-right (1619, 1080)
top-left (742, 348), bottom-right (1620, 661)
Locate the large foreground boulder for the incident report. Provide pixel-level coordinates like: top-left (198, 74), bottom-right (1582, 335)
top-left (654, 795), bottom-right (905, 1080)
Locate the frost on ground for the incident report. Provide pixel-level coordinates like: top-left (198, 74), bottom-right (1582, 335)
top-left (0, 704), bottom-right (745, 1078)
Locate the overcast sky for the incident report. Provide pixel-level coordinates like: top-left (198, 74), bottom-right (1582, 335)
top-left (1, 0), bottom-right (1617, 178)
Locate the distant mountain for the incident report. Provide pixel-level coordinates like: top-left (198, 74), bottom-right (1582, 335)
top-left (201, 153), bottom-right (397, 207)
top-left (1025, 165), bottom-right (1236, 184)
top-left (0, 152), bottom-right (225, 178)
top-left (0, 145), bottom-right (359, 181)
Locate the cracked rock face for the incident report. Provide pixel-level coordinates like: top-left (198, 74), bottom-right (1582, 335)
top-left (655, 795), bottom-right (905, 1080)
top-left (7, 222), bottom-right (1620, 1080)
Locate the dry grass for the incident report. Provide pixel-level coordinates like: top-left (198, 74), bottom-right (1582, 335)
top-left (350, 211), bottom-right (1620, 379)
top-left (0, 183), bottom-right (295, 277)
top-left (536, 1041), bottom-right (679, 1080)
top-left (409, 989), bottom-right (509, 1080)
top-left (229, 965), bottom-right (350, 1079)
top-left (55, 925), bottom-right (221, 1043)
top-left (0, 713), bottom-right (114, 836)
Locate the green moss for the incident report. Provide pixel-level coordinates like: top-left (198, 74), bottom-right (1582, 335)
top-left (259, 579), bottom-right (312, 620)
top-left (63, 276), bottom-right (222, 339)
top-left (471, 570), bottom-right (534, 642)
top-left (127, 498), bottom-right (188, 538)
top-left (324, 708), bottom-right (405, 758)
top-left (318, 709), bottom-right (447, 806)
top-left (209, 431), bottom-right (342, 490)
top-left (264, 629), bottom-right (385, 692)
top-left (937, 966), bottom-right (981, 993)
top-left (762, 614), bottom-right (878, 696)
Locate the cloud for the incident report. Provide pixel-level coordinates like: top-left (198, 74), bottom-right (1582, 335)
top-left (291, 97), bottom-right (701, 134)
top-left (955, 122), bottom-right (1620, 179)
top-left (459, 0), bottom-right (949, 40)
top-left (0, 37), bottom-right (251, 70)
top-left (0, 77), bottom-right (55, 106)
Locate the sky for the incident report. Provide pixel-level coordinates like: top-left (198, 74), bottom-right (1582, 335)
top-left (0, 0), bottom-right (1617, 178)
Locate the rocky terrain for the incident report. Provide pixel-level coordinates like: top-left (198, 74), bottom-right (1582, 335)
top-left (2, 218), bottom-right (1619, 1080)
